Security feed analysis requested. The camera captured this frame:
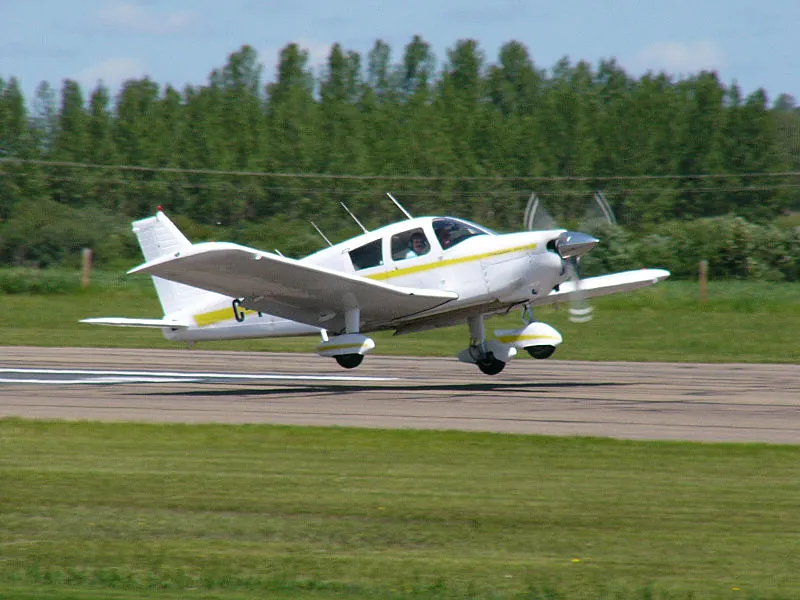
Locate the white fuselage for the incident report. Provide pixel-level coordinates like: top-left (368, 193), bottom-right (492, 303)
top-left (162, 217), bottom-right (567, 342)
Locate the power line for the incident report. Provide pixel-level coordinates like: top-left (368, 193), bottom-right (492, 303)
top-left (2, 157), bottom-right (800, 183)
top-left (2, 169), bottom-right (799, 196)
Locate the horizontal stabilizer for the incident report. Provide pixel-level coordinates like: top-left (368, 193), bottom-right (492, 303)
top-left (80, 317), bottom-right (190, 329)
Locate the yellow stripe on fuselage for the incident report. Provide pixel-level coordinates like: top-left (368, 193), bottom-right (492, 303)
top-left (194, 306), bottom-right (258, 327)
top-left (496, 334), bottom-right (561, 344)
top-left (366, 242), bottom-right (538, 281)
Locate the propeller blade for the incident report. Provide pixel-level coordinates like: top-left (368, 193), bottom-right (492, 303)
top-left (523, 193), bottom-right (557, 231)
top-left (564, 258), bottom-right (594, 323)
top-left (565, 191), bottom-right (615, 323)
top-left (568, 304), bottom-right (594, 323)
top-left (580, 191), bottom-right (618, 234)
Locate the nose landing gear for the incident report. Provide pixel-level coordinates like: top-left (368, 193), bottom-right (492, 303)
top-left (457, 315), bottom-right (516, 376)
top-left (494, 305), bottom-right (563, 363)
top-left (526, 344), bottom-right (557, 359)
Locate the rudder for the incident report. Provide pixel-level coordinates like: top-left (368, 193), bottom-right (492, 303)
top-left (132, 211), bottom-right (219, 315)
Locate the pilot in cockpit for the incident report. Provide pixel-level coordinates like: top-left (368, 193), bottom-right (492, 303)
top-left (405, 232), bottom-right (429, 258)
top-left (436, 226), bottom-right (453, 249)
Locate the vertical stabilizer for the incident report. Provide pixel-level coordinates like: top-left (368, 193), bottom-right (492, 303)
top-left (132, 211), bottom-right (220, 315)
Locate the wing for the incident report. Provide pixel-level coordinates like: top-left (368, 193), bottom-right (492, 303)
top-left (531, 268), bottom-right (670, 306)
top-left (129, 242), bottom-right (458, 332)
top-left (390, 268), bottom-right (670, 336)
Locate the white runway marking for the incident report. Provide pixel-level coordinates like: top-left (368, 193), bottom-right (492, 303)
top-left (0, 377), bottom-right (202, 385)
top-left (0, 368), bottom-right (398, 385)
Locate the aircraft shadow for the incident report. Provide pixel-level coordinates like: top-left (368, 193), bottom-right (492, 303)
top-left (140, 380), bottom-right (626, 398)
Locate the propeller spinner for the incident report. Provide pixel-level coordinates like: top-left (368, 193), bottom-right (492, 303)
top-left (553, 231), bottom-right (599, 260)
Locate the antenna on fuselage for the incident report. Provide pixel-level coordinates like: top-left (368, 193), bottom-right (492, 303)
top-left (310, 221), bottom-right (333, 247)
top-left (340, 202), bottom-right (368, 233)
top-left (386, 192), bottom-right (413, 220)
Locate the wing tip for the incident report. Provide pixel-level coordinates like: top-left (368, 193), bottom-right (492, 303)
top-left (644, 268), bottom-right (671, 282)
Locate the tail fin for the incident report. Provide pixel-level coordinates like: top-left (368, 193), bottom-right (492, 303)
top-left (132, 211), bottom-right (219, 315)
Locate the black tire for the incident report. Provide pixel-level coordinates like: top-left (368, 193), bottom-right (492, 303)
top-left (526, 345), bottom-right (556, 360)
top-left (334, 353), bottom-right (364, 369)
top-left (476, 355), bottom-right (506, 375)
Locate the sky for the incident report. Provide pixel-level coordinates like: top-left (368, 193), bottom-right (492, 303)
top-left (1, 0), bottom-right (799, 107)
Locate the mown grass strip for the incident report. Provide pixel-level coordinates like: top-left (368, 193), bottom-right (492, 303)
top-left (1, 420), bottom-right (800, 599)
top-left (1, 280), bottom-right (798, 363)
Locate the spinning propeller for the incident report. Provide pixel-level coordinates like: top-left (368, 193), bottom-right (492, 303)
top-left (523, 192), bottom-right (617, 323)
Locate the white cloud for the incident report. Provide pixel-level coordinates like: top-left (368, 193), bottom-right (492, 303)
top-left (633, 41), bottom-right (726, 75)
top-left (96, 1), bottom-right (196, 35)
top-left (74, 57), bottom-right (146, 91)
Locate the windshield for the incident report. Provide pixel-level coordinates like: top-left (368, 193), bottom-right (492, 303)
top-left (432, 218), bottom-right (493, 250)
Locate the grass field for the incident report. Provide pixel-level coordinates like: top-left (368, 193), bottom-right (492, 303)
top-left (2, 420), bottom-right (800, 600)
top-left (1, 278), bottom-right (798, 363)
top-left (2, 278), bottom-right (798, 599)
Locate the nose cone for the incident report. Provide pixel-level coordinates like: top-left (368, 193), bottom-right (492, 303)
top-left (555, 231), bottom-right (599, 259)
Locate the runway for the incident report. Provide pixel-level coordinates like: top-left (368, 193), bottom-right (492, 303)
top-left (1, 346), bottom-right (798, 443)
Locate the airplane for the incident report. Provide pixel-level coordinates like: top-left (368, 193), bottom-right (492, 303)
top-left (82, 197), bottom-right (670, 375)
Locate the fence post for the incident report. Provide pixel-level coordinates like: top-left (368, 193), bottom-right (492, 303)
top-left (698, 259), bottom-right (708, 304)
top-left (81, 248), bottom-right (93, 288)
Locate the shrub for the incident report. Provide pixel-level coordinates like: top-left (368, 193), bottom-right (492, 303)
top-left (0, 200), bottom-right (132, 268)
top-left (585, 216), bottom-right (799, 282)
top-left (0, 268), bottom-right (81, 294)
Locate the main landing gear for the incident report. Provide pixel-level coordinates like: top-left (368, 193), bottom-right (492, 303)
top-left (316, 308), bottom-right (375, 369)
top-left (334, 353), bottom-right (364, 369)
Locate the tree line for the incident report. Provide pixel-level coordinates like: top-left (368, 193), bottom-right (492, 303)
top-left (0, 37), bottom-right (799, 274)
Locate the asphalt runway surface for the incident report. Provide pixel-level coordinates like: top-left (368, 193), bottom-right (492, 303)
top-left (1, 346), bottom-right (798, 443)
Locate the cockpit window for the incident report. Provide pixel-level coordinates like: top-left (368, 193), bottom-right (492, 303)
top-left (391, 228), bottom-right (430, 261)
top-left (348, 238), bottom-right (383, 271)
top-left (432, 218), bottom-right (492, 250)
